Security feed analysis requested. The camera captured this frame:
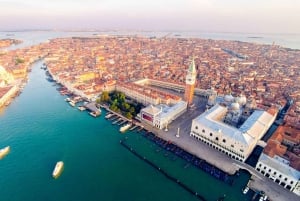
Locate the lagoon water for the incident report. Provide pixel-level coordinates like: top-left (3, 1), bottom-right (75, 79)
top-left (0, 31), bottom-right (296, 201)
top-left (1, 31), bottom-right (300, 50)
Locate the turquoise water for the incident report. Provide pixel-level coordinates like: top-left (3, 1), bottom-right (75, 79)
top-left (0, 61), bottom-right (253, 201)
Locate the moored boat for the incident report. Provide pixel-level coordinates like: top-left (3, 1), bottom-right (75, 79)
top-left (105, 113), bottom-right (113, 119)
top-left (69, 101), bottom-right (75, 107)
top-left (77, 106), bottom-right (86, 111)
top-left (0, 146), bottom-right (10, 159)
top-left (243, 186), bottom-right (249, 194)
top-left (52, 161), bottom-right (64, 179)
top-left (120, 123), bottom-right (132, 132)
top-left (89, 111), bottom-right (100, 117)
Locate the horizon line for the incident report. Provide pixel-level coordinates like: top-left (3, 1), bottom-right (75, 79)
top-left (0, 28), bottom-right (300, 35)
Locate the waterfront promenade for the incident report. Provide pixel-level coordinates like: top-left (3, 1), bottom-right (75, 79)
top-left (139, 113), bottom-right (299, 201)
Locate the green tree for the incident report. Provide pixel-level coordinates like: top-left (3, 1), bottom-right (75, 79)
top-left (129, 106), bottom-right (135, 114)
top-left (15, 57), bottom-right (25, 65)
top-left (125, 112), bottom-right (133, 119)
top-left (122, 102), bottom-right (130, 111)
top-left (100, 91), bottom-right (110, 102)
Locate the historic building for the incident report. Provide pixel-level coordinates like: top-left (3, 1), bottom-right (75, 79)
top-left (190, 104), bottom-right (276, 162)
top-left (140, 101), bottom-right (187, 130)
top-left (184, 58), bottom-right (197, 105)
top-left (116, 82), bottom-right (181, 106)
top-left (255, 126), bottom-right (300, 196)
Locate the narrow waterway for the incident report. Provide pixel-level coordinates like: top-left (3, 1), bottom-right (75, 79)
top-left (0, 61), bottom-right (252, 201)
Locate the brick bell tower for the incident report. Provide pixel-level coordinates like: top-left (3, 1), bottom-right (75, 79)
top-left (184, 58), bottom-right (197, 105)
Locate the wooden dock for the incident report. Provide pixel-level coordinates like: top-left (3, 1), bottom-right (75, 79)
top-left (112, 118), bottom-right (122, 124)
top-left (118, 120), bottom-right (127, 125)
top-left (110, 116), bottom-right (119, 121)
top-left (130, 125), bottom-right (139, 131)
top-left (137, 126), bottom-right (144, 132)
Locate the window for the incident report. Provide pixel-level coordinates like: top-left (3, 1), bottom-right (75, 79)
top-left (202, 129), bottom-right (205, 133)
top-left (290, 181), bottom-right (294, 184)
top-left (279, 175), bottom-right (282, 178)
top-left (263, 166), bottom-right (266, 170)
top-left (268, 169), bottom-right (271, 172)
top-left (240, 149), bottom-right (244, 152)
top-left (284, 177), bottom-right (288, 181)
top-left (231, 145), bottom-right (234, 148)
top-left (209, 133), bottom-right (212, 137)
top-left (222, 139), bottom-right (226, 143)
top-left (259, 164), bottom-right (262, 167)
top-left (215, 137), bottom-right (219, 141)
top-left (195, 126), bottom-right (198, 130)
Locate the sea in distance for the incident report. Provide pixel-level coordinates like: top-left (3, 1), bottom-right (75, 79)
top-left (0, 31), bottom-right (298, 201)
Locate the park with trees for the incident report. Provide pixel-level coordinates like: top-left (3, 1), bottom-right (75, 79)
top-left (97, 91), bottom-right (143, 119)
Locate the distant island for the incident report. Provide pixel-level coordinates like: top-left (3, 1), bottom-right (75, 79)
top-left (247, 36), bottom-right (264, 39)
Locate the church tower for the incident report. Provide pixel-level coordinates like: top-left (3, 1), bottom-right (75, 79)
top-left (184, 58), bottom-right (197, 105)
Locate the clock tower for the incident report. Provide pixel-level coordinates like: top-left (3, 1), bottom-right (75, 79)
top-left (184, 58), bottom-right (197, 105)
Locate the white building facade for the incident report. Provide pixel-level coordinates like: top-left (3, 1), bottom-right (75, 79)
top-left (256, 153), bottom-right (300, 196)
top-left (190, 104), bottom-right (275, 162)
top-left (140, 101), bottom-right (187, 129)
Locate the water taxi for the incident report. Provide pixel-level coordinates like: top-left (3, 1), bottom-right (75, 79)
top-left (120, 123), bottom-right (131, 132)
top-left (0, 146), bottom-right (10, 159)
top-left (105, 113), bottom-right (113, 119)
top-left (52, 161), bottom-right (64, 179)
top-left (243, 186), bottom-right (249, 194)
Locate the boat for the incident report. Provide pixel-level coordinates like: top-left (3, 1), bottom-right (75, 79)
top-left (243, 186), bottom-right (249, 194)
top-left (105, 113), bottom-right (113, 119)
top-left (77, 106), bottom-right (86, 111)
top-left (52, 161), bottom-right (64, 178)
top-left (69, 101), bottom-right (75, 107)
top-left (120, 123), bottom-right (131, 132)
top-left (0, 146), bottom-right (10, 159)
top-left (89, 111), bottom-right (100, 117)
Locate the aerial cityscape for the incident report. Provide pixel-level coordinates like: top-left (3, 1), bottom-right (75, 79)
top-left (0, 1), bottom-right (300, 201)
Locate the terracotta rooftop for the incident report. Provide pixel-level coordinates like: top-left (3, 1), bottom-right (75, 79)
top-left (264, 125), bottom-right (300, 171)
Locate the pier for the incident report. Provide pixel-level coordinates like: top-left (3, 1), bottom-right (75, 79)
top-left (110, 116), bottom-right (119, 121)
top-left (101, 104), bottom-right (133, 123)
top-left (129, 125), bottom-right (139, 131)
top-left (84, 102), bottom-right (101, 117)
top-left (112, 118), bottom-right (122, 125)
top-left (118, 120), bottom-right (127, 125)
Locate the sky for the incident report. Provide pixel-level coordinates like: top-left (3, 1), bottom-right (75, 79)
top-left (0, 0), bottom-right (300, 33)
